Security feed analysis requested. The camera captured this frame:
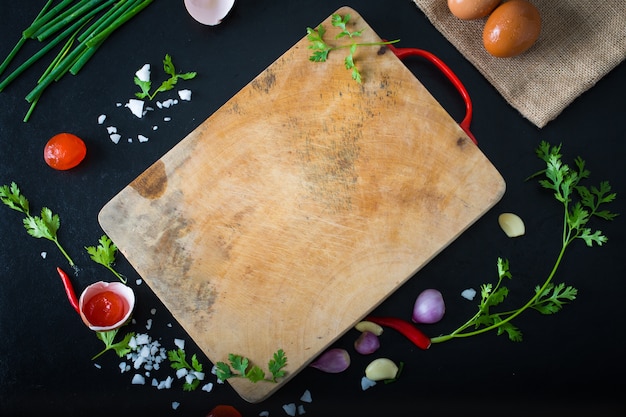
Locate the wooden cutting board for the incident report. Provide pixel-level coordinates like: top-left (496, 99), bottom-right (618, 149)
top-left (98, 6), bottom-right (505, 403)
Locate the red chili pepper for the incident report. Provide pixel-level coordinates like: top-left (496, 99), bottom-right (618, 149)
top-left (366, 316), bottom-right (431, 350)
top-left (57, 266), bottom-right (79, 314)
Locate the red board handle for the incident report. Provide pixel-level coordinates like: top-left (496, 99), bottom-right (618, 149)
top-left (385, 43), bottom-right (477, 145)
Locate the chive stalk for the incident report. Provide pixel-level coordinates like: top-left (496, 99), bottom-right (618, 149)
top-left (22, 0), bottom-right (74, 39)
top-left (35, 0), bottom-right (103, 42)
top-left (0, 0), bottom-right (53, 77)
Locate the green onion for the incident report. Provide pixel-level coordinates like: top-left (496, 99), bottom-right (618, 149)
top-left (0, 2), bottom-right (110, 92)
top-left (0, 0), bottom-right (53, 77)
top-left (22, 0), bottom-right (74, 39)
top-left (86, 0), bottom-right (153, 48)
top-left (35, 0), bottom-right (105, 42)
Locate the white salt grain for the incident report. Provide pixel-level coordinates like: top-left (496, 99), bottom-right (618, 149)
top-left (461, 288), bottom-right (477, 301)
top-left (282, 403), bottom-right (296, 416)
top-left (126, 99), bottom-right (145, 118)
top-left (40, 251), bottom-right (47, 259)
top-left (361, 376), bottom-right (376, 390)
top-left (136, 279), bottom-right (143, 285)
top-left (300, 389), bottom-right (312, 403)
top-left (135, 64), bottom-right (150, 82)
top-left (259, 412), bottom-right (269, 417)
top-left (174, 338), bottom-right (185, 350)
top-left (131, 374), bottom-right (146, 385)
top-left (171, 401), bottom-right (180, 410)
top-left (146, 318), bottom-right (152, 330)
top-left (150, 308), bottom-right (157, 315)
top-left (110, 133), bottom-right (121, 144)
top-left (152, 125), bottom-right (158, 131)
top-left (98, 114), bottom-right (106, 124)
top-left (94, 363), bottom-right (101, 369)
top-left (178, 89), bottom-right (192, 101)
top-left (201, 382), bottom-right (213, 392)
top-left (297, 405), bottom-right (306, 415)
top-left (176, 368), bottom-right (188, 379)
top-left (106, 126), bottom-right (117, 134)
top-left (138, 134), bottom-right (149, 143)
top-left (163, 117), bottom-right (171, 122)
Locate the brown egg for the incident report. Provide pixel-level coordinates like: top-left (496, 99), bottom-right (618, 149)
top-left (483, 0), bottom-right (541, 57)
top-left (448, 0), bottom-right (501, 20)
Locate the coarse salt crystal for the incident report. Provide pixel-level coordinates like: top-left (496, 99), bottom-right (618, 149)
top-left (150, 308), bottom-right (157, 315)
top-left (106, 126), bottom-right (117, 134)
top-left (164, 117), bottom-right (171, 122)
top-left (259, 412), bottom-right (269, 417)
top-left (146, 318), bottom-right (152, 330)
top-left (135, 64), bottom-right (150, 82)
top-left (116, 102), bottom-right (122, 107)
top-left (461, 288), bottom-right (477, 300)
top-left (152, 125), bottom-right (158, 131)
top-left (201, 382), bottom-right (213, 392)
top-left (361, 376), bottom-right (376, 390)
top-left (98, 114), bottom-right (106, 124)
top-left (136, 279), bottom-right (143, 285)
top-left (171, 401), bottom-right (180, 410)
top-left (297, 405), bottom-right (306, 415)
top-left (126, 99), bottom-right (145, 118)
top-left (174, 338), bottom-right (185, 350)
top-left (178, 89), bottom-right (192, 101)
top-left (282, 403), bottom-right (296, 416)
top-left (300, 389), bottom-right (312, 403)
top-left (40, 251), bottom-right (47, 259)
top-left (131, 374), bottom-right (146, 385)
top-left (94, 363), bottom-right (101, 369)
top-left (110, 133), bottom-right (121, 144)
top-left (176, 368), bottom-right (188, 379)
top-left (138, 134), bottom-right (149, 143)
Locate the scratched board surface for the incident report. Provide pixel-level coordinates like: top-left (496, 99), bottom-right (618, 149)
top-left (98, 7), bottom-right (506, 403)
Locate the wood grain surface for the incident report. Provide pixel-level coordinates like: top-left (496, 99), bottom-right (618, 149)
top-left (98, 7), bottom-right (505, 403)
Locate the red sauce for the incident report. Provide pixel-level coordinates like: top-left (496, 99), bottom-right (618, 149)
top-left (83, 291), bottom-right (126, 327)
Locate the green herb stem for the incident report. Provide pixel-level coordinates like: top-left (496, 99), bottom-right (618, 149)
top-left (86, 0), bottom-right (153, 48)
top-left (0, 4), bottom-right (105, 93)
top-left (35, 0), bottom-right (100, 41)
top-left (23, 0), bottom-right (73, 39)
top-left (0, 0), bottom-right (53, 77)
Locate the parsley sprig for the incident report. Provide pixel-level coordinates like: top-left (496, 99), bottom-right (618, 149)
top-left (85, 235), bottom-right (126, 283)
top-left (307, 13), bottom-right (399, 83)
top-left (215, 349), bottom-right (287, 383)
top-left (0, 182), bottom-right (75, 267)
top-left (431, 141), bottom-right (618, 343)
top-left (92, 329), bottom-right (135, 360)
top-left (134, 54), bottom-right (196, 100)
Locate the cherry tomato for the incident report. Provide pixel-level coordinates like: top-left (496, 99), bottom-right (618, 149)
top-left (206, 405), bottom-right (242, 417)
top-left (83, 291), bottom-right (126, 327)
top-left (43, 132), bottom-right (87, 170)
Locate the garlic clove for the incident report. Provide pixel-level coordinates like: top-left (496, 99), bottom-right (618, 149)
top-left (79, 281), bottom-right (135, 331)
top-left (498, 212), bottom-right (525, 237)
top-left (354, 320), bottom-right (384, 336)
top-left (364, 358), bottom-right (399, 381)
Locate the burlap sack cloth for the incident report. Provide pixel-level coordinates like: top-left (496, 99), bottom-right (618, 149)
top-left (412, 0), bottom-right (626, 128)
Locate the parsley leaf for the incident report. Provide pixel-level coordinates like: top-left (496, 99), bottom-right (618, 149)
top-left (85, 235), bottom-right (126, 283)
top-left (431, 142), bottom-right (618, 344)
top-left (306, 13), bottom-right (399, 83)
top-left (92, 329), bottom-right (135, 360)
top-left (215, 349), bottom-right (287, 383)
top-left (0, 182), bottom-right (75, 267)
top-left (134, 54), bottom-right (197, 100)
